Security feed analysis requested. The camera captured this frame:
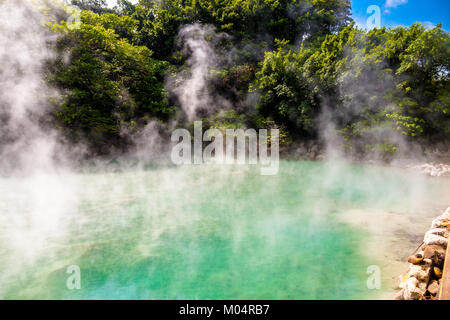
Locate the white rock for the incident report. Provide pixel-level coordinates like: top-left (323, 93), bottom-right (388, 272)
top-left (418, 281), bottom-right (428, 292)
top-left (408, 263), bottom-right (431, 282)
top-left (403, 277), bottom-right (418, 300)
top-left (425, 228), bottom-right (449, 238)
top-left (431, 215), bottom-right (450, 228)
top-left (394, 289), bottom-right (405, 300)
top-left (403, 277), bottom-right (426, 300)
top-left (424, 233), bottom-right (448, 247)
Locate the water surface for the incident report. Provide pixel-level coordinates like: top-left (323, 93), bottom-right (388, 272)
top-left (0, 161), bottom-right (448, 299)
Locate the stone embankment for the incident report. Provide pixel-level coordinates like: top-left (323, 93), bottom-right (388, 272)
top-left (410, 163), bottom-right (450, 177)
top-left (396, 207), bottom-right (450, 300)
top-left (282, 142), bottom-right (325, 161)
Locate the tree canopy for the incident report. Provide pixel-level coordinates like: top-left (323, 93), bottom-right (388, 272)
top-left (42, 0), bottom-right (449, 157)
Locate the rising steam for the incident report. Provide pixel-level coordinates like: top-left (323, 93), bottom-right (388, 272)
top-left (0, 0), bottom-right (80, 297)
top-left (0, 0), bottom-right (62, 174)
top-left (166, 23), bottom-right (232, 122)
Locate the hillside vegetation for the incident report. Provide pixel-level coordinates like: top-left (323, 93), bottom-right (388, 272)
top-left (44, 0), bottom-right (449, 158)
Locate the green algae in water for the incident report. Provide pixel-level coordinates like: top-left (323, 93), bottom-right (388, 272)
top-left (0, 161), bottom-right (448, 299)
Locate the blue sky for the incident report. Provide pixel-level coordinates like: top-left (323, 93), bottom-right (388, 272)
top-left (104, 0), bottom-right (449, 30)
top-left (351, 0), bottom-right (450, 30)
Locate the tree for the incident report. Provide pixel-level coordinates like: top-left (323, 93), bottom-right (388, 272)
top-left (133, 0), bottom-right (353, 61)
top-left (255, 41), bottom-right (318, 136)
top-left (70, 0), bottom-right (114, 14)
top-left (49, 10), bottom-right (172, 153)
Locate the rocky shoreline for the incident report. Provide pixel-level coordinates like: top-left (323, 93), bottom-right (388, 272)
top-left (281, 141), bottom-right (450, 167)
top-left (409, 163), bottom-right (450, 177)
top-left (396, 207), bottom-right (449, 300)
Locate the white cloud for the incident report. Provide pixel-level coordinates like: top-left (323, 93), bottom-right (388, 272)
top-left (423, 21), bottom-right (436, 30)
top-left (385, 0), bottom-right (408, 9)
top-left (105, 0), bottom-right (138, 7)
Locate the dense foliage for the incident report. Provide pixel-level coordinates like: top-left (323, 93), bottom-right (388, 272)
top-left (256, 23), bottom-right (450, 153)
top-left (50, 9), bottom-right (170, 151)
top-left (45, 0), bottom-right (449, 156)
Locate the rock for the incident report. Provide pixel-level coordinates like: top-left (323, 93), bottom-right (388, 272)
top-left (433, 267), bottom-right (442, 279)
top-left (407, 253), bottom-right (424, 265)
top-left (423, 244), bottom-right (446, 266)
top-left (403, 277), bottom-right (426, 300)
top-left (426, 228), bottom-right (449, 238)
top-left (394, 289), bottom-right (405, 300)
top-left (395, 208), bottom-right (449, 300)
top-left (423, 233), bottom-right (448, 247)
top-left (428, 280), bottom-right (439, 296)
top-left (418, 280), bottom-right (428, 292)
top-left (431, 215), bottom-right (450, 229)
top-left (403, 277), bottom-right (417, 300)
top-left (415, 163), bottom-right (450, 177)
top-left (316, 154), bottom-right (325, 161)
top-left (408, 261), bottom-right (431, 283)
top-left (295, 146), bottom-right (307, 157)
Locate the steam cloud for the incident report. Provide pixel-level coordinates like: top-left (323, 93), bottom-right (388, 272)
top-left (319, 40), bottom-right (426, 164)
top-left (166, 23), bottom-right (232, 122)
top-left (0, 0), bottom-right (80, 296)
top-left (0, 0), bottom-right (62, 174)
top-left (0, 0), bottom-right (447, 301)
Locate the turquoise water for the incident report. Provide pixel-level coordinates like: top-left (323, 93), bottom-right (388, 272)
top-left (0, 161), bottom-right (448, 299)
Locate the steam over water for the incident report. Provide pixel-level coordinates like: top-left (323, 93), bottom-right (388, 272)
top-left (0, 0), bottom-right (449, 300)
top-left (1, 162), bottom-right (449, 299)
